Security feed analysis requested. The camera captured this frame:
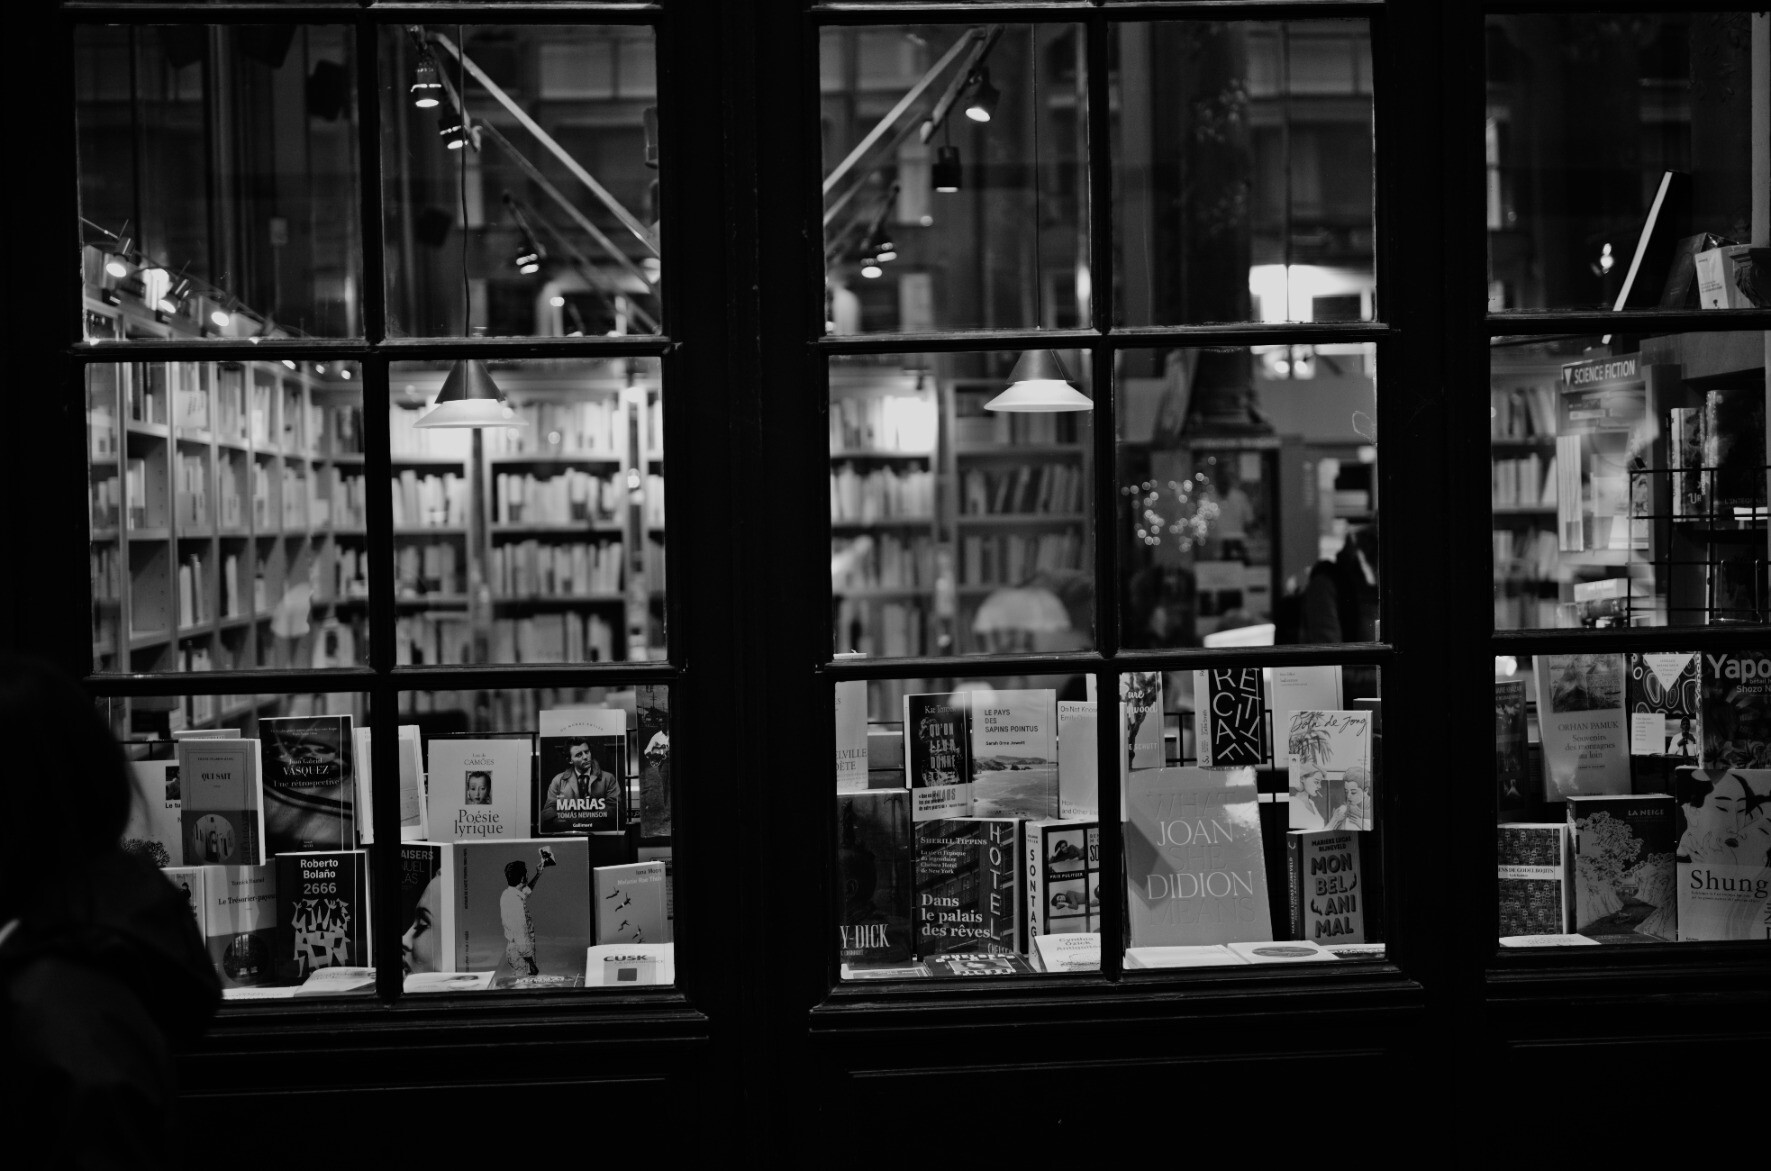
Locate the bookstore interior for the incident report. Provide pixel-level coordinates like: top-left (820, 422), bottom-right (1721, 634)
top-left (14, 1), bottom-right (1771, 1135)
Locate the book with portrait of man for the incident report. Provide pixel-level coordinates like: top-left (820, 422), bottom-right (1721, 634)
top-left (536, 707), bottom-right (627, 835)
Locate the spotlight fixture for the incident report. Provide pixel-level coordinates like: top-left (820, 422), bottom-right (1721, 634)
top-left (415, 359), bottom-right (529, 430)
top-left (873, 236), bottom-right (897, 263)
top-left (209, 306), bottom-right (232, 329)
top-left (282, 360), bottom-right (298, 371)
top-left (438, 111), bottom-right (468, 150)
top-left (513, 233), bottom-right (545, 275)
top-left (985, 349), bottom-right (1093, 413)
top-left (340, 369), bottom-right (352, 380)
top-left (549, 295), bottom-right (566, 308)
top-left (963, 68), bottom-right (1000, 123)
top-left (157, 276), bottom-right (192, 317)
top-left (932, 146), bottom-right (962, 194)
top-left (861, 260), bottom-right (883, 280)
top-left (410, 57), bottom-right (442, 109)
top-left (105, 252), bottom-right (132, 280)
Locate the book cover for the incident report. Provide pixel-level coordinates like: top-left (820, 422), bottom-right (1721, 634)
top-left (1699, 651), bottom-right (1771, 769)
top-left (537, 708), bottom-right (626, 835)
top-left (636, 843), bottom-right (673, 934)
top-left (398, 725), bottom-right (428, 839)
top-left (970, 688), bottom-right (1058, 820)
top-left (202, 864), bottom-right (277, 988)
top-left (1668, 405), bottom-right (1706, 519)
top-left (585, 943), bottom-right (675, 987)
top-left (1194, 667), bottom-right (1266, 767)
top-left (258, 715), bottom-right (355, 856)
top-left (1568, 794), bottom-right (1678, 939)
top-left (836, 790), bottom-right (912, 965)
top-left (1056, 700), bottom-right (1098, 819)
top-left (1119, 671), bottom-right (1164, 773)
top-left (399, 842), bottom-right (454, 976)
top-left (1124, 945), bottom-right (1248, 969)
top-left (123, 759), bottom-right (181, 868)
top-left (636, 685), bottom-right (671, 838)
top-left (903, 692), bottom-right (973, 822)
top-left (1703, 386), bottom-right (1765, 515)
top-left (273, 850), bottom-right (369, 984)
top-left (1284, 829), bottom-right (1367, 944)
top-left (1495, 680), bottom-right (1532, 816)
top-left (178, 737), bottom-right (266, 866)
top-left (1674, 769), bottom-right (1771, 941)
top-left (835, 678), bottom-right (869, 793)
top-left (1286, 711), bottom-right (1373, 831)
top-left (593, 861), bottom-right (669, 945)
top-left (1555, 355), bottom-right (1651, 554)
top-left (1024, 819), bottom-right (1100, 942)
top-left (1497, 822), bottom-right (1570, 937)
top-left (1626, 653), bottom-right (1700, 758)
top-left (429, 737), bottom-right (534, 842)
top-left (454, 837), bottom-right (591, 987)
top-left (404, 971), bottom-right (496, 994)
top-left (922, 953), bottom-right (1035, 978)
top-left (162, 866), bottom-right (206, 936)
top-left (1271, 666), bottom-right (1343, 764)
top-left (1533, 653), bottom-right (1629, 800)
top-left (1708, 551), bottom-right (1764, 624)
top-left (1125, 766), bottom-right (1271, 947)
top-left (1031, 933), bottom-right (1099, 973)
top-left (913, 818), bottom-right (1021, 956)
top-left (1225, 940), bottom-right (1336, 964)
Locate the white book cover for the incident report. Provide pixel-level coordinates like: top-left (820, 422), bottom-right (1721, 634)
top-left (178, 737), bottom-right (266, 866)
top-left (403, 970), bottom-right (495, 993)
top-left (202, 864), bottom-right (277, 988)
top-left (1269, 666), bottom-right (1342, 770)
top-left (1031, 933), bottom-right (1100, 973)
top-left (1225, 939), bottom-right (1337, 964)
top-left (970, 689), bottom-right (1058, 820)
top-left (295, 967), bottom-right (376, 996)
top-left (835, 678), bottom-right (869, 793)
top-left (585, 943), bottom-right (676, 987)
top-left (1498, 934), bottom-right (1600, 948)
top-left (1125, 766), bottom-right (1271, 948)
top-left (1533, 653), bottom-right (1629, 800)
top-left (123, 759), bottom-right (182, 868)
top-left (428, 738), bottom-right (533, 842)
top-left (1057, 701), bottom-right (1098, 819)
top-left (398, 725), bottom-right (428, 839)
top-left (353, 727), bottom-right (374, 844)
top-left (841, 963), bottom-right (931, 980)
top-left (1124, 945), bottom-right (1248, 969)
top-left (1676, 769), bottom-right (1771, 941)
top-left (1286, 711), bottom-right (1374, 831)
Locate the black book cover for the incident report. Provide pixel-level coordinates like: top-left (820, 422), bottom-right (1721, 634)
top-left (398, 843), bottom-right (445, 978)
top-left (274, 850), bottom-right (369, 984)
top-left (1201, 667), bottom-right (1266, 766)
top-left (637, 684), bottom-right (672, 838)
top-left (259, 715), bottom-right (354, 856)
top-left (1699, 651), bottom-right (1771, 769)
top-left (836, 791), bottom-right (913, 964)
top-left (1495, 679), bottom-right (1531, 815)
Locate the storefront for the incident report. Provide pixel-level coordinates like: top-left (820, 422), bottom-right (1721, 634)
top-left (9, 1), bottom-right (1769, 1157)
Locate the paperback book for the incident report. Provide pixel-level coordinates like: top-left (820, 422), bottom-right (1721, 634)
top-left (1497, 822), bottom-right (1570, 936)
top-left (537, 708), bottom-right (626, 835)
top-left (429, 737), bottom-right (534, 842)
top-left (1124, 766), bottom-right (1271, 948)
top-left (162, 866), bottom-right (206, 935)
top-left (835, 678), bottom-right (869, 793)
top-left (1193, 668), bottom-right (1267, 767)
top-left (1626, 652), bottom-right (1700, 758)
top-left (1674, 769), bottom-right (1771, 941)
top-left (1271, 666), bottom-right (1343, 764)
top-left (1225, 940), bottom-right (1335, 964)
top-left (637, 684), bottom-right (672, 838)
top-left (593, 861), bottom-right (669, 945)
top-left (353, 725), bottom-right (430, 844)
top-left (922, 953), bottom-right (1035, 978)
top-left (1554, 354), bottom-right (1651, 554)
top-left (903, 692), bottom-right (973, 822)
top-left (1056, 700), bottom-right (1098, 818)
top-left (399, 842), bottom-right (454, 975)
top-left (1284, 829), bottom-right (1367, 944)
top-left (969, 688), bottom-right (1058, 820)
top-left (1568, 794), bottom-right (1678, 939)
top-left (585, 943), bottom-right (675, 987)
top-left (1024, 819), bottom-right (1100, 941)
top-left (202, 864), bottom-right (277, 988)
top-left (1286, 711), bottom-right (1373, 831)
top-left (453, 836), bottom-right (591, 986)
top-left (123, 759), bottom-right (181, 868)
top-left (1533, 653), bottom-right (1629, 800)
top-left (1030, 933), bottom-right (1100, 973)
top-left (1495, 680), bottom-right (1532, 817)
top-left (1699, 651), bottom-right (1771, 769)
top-left (273, 850), bottom-right (369, 984)
top-left (258, 715), bottom-right (355, 856)
top-left (1119, 671), bottom-right (1164, 774)
top-left (912, 818), bottom-right (1021, 956)
top-left (836, 790), bottom-right (913, 965)
top-left (178, 737), bottom-right (266, 866)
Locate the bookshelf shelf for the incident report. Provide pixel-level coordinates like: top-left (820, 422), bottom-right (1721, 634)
top-left (489, 452), bottom-right (623, 465)
top-left (956, 513), bottom-right (1088, 525)
top-left (829, 448), bottom-right (934, 460)
top-left (394, 526), bottom-right (468, 536)
top-left (388, 454), bottom-right (468, 467)
top-left (830, 516), bottom-right (935, 529)
top-left (1491, 506), bottom-right (1555, 517)
top-left (128, 629), bottom-right (170, 650)
top-left (954, 443), bottom-right (1085, 458)
top-left (92, 527), bottom-right (119, 542)
top-left (489, 523), bottom-right (625, 535)
top-left (128, 527), bottom-right (171, 541)
top-left (126, 421), bottom-right (169, 440)
top-left (491, 593), bottom-right (627, 605)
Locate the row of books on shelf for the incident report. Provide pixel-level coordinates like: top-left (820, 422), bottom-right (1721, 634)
top-left (960, 462), bottom-right (1085, 517)
top-left (91, 475), bottom-right (120, 529)
top-left (394, 542), bottom-right (461, 597)
top-left (1493, 526), bottom-right (1558, 578)
top-left (834, 597), bottom-right (926, 659)
top-left (391, 470), bottom-right (468, 530)
top-left (960, 528), bottom-right (1085, 585)
top-left (645, 474), bottom-right (664, 529)
top-left (646, 537), bottom-right (666, 589)
top-left (388, 407), bottom-right (473, 460)
top-left (495, 613), bottom-right (618, 663)
top-left (830, 465), bottom-right (933, 525)
top-left (831, 534), bottom-right (936, 593)
top-left (1491, 382), bottom-right (1556, 441)
top-left (1492, 452), bottom-right (1557, 508)
top-left (830, 392), bottom-right (937, 453)
top-left (92, 547), bottom-right (121, 603)
top-left (494, 470), bottom-right (623, 526)
top-left (952, 395), bottom-right (1079, 447)
top-left (482, 399), bottom-right (627, 457)
top-left (488, 539), bottom-right (624, 599)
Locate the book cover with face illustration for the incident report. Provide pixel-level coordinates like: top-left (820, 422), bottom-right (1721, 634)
top-left (1675, 769), bottom-right (1771, 941)
top-left (1287, 711), bottom-right (1373, 832)
top-left (429, 736), bottom-right (533, 843)
top-left (258, 715), bottom-right (355, 856)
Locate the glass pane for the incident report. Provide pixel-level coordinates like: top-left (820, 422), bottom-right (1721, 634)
top-left (89, 360), bottom-right (370, 673)
top-left (76, 26), bottom-right (361, 340)
top-left (1113, 21), bottom-right (1376, 327)
top-left (1117, 344), bottom-right (1378, 649)
top-left (1491, 333), bottom-right (1770, 630)
top-left (829, 350), bottom-right (1093, 662)
top-left (819, 25), bottom-right (1089, 334)
top-left (1121, 664), bottom-right (1387, 970)
top-left (387, 357), bottom-right (664, 664)
top-left (1485, 13), bottom-right (1764, 313)
top-left (381, 26), bottom-right (662, 339)
top-left (100, 691), bottom-right (377, 1001)
top-left (1493, 654), bottom-right (1770, 949)
top-left (833, 669), bottom-right (1098, 981)
top-left (401, 683), bottom-right (676, 992)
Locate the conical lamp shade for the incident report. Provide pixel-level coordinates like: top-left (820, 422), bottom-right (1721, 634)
top-left (415, 360), bottom-right (528, 429)
top-left (984, 349), bottom-right (1093, 413)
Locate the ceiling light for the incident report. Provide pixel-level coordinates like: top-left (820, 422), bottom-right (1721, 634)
top-left (340, 369), bottom-right (352, 380)
top-left (964, 68), bottom-right (1000, 123)
top-left (861, 261), bottom-right (883, 279)
top-left (105, 255), bottom-right (131, 280)
top-left (438, 112), bottom-right (468, 150)
top-left (157, 277), bottom-right (192, 316)
top-left (933, 146), bottom-right (961, 194)
top-left (549, 295), bottom-right (566, 308)
top-left (282, 360), bottom-right (298, 370)
top-left (411, 57), bottom-right (442, 109)
top-left (210, 307), bottom-right (232, 329)
top-left (415, 359), bottom-right (530, 430)
top-left (985, 349), bottom-right (1093, 413)
top-left (513, 233), bottom-right (545, 275)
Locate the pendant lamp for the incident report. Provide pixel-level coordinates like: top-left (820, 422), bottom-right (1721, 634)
top-left (415, 359), bottom-right (528, 429)
top-left (984, 349), bottom-right (1093, 413)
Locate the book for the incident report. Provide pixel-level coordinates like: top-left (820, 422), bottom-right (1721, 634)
top-left (1030, 933), bottom-right (1100, 973)
top-left (399, 842), bottom-right (454, 975)
top-left (1284, 829), bottom-right (1367, 944)
top-left (903, 692), bottom-right (973, 822)
top-left (1498, 933), bottom-right (1600, 948)
top-left (1658, 231), bottom-right (1730, 309)
top-left (593, 861), bottom-right (669, 945)
top-left (1056, 700), bottom-right (1098, 818)
top-left (1271, 666), bottom-right (1343, 766)
top-left (1554, 355), bottom-right (1651, 555)
top-left (1497, 822), bottom-right (1571, 936)
top-left (1699, 651), bottom-right (1771, 769)
top-left (1124, 766), bottom-right (1271, 948)
top-left (1024, 819), bottom-right (1100, 943)
top-left (1694, 243), bottom-right (1771, 309)
top-left (1674, 769), bottom-right (1771, 941)
top-left (1124, 945), bottom-right (1248, 969)
top-left (1119, 671), bottom-right (1164, 774)
top-left (637, 684), bottom-right (672, 839)
top-left (453, 837), bottom-right (591, 985)
top-left (1193, 667), bottom-right (1266, 767)
top-left (537, 708), bottom-right (626, 835)
top-left (202, 864), bottom-right (277, 988)
top-left (429, 737), bottom-right (533, 842)
top-left (841, 962), bottom-right (931, 980)
top-left (1533, 653), bottom-right (1629, 800)
top-left (162, 866), bottom-right (206, 936)
top-left (404, 971), bottom-right (496, 994)
top-left (585, 943), bottom-right (675, 987)
top-left (922, 953), bottom-right (1035, 978)
top-left (1225, 940), bottom-right (1336, 964)
top-left (273, 850), bottom-right (370, 984)
top-left (294, 967), bottom-right (376, 997)
top-left (835, 678), bottom-right (869, 793)
top-left (912, 818), bottom-right (1021, 956)
top-left (258, 715), bottom-right (355, 856)
top-left (1702, 386), bottom-right (1766, 518)
top-left (1708, 551), bottom-right (1765, 624)
top-left (178, 737), bottom-right (266, 866)
top-left (836, 790), bottom-right (913, 965)
top-left (1626, 653), bottom-right (1701, 758)
top-left (969, 688), bottom-right (1057, 820)
top-left (1286, 711), bottom-right (1373, 831)
top-left (1568, 794), bottom-right (1678, 939)
top-left (636, 843), bottom-right (673, 934)
top-left (353, 725), bottom-right (431, 845)
top-left (122, 759), bottom-right (181, 868)
top-left (1668, 405), bottom-right (1706, 519)
top-left (1495, 680), bottom-right (1531, 816)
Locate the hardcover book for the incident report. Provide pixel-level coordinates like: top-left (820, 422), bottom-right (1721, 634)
top-left (1119, 671), bottom-right (1164, 774)
top-left (162, 866), bottom-right (206, 936)
top-left (1056, 700), bottom-right (1098, 819)
top-left (1497, 822), bottom-right (1570, 936)
top-left (429, 737), bottom-right (534, 842)
top-left (836, 790), bottom-right (913, 965)
top-left (835, 678), bottom-right (869, 793)
top-left (258, 715), bottom-right (355, 856)
top-left (1533, 653), bottom-right (1630, 800)
top-left (537, 708), bottom-right (626, 835)
top-left (1024, 819), bottom-right (1100, 942)
top-left (1194, 667), bottom-right (1267, 767)
top-left (1286, 711), bottom-right (1373, 831)
top-left (1495, 680), bottom-right (1532, 816)
top-left (1674, 769), bottom-right (1771, 941)
top-left (454, 836), bottom-right (591, 986)
top-left (593, 861), bottom-right (669, 945)
top-left (1699, 651), bottom-right (1771, 769)
top-left (921, 953), bottom-right (1035, 978)
top-left (912, 818), bottom-right (1021, 956)
top-left (1626, 652), bottom-right (1700, 758)
top-left (1568, 794), bottom-right (1678, 939)
top-left (399, 842), bottom-right (454, 976)
top-left (637, 684), bottom-right (672, 838)
top-left (1030, 933), bottom-right (1100, 973)
top-left (273, 850), bottom-right (369, 984)
top-left (1124, 766), bottom-right (1272, 948)
top-left (202, 864), bottom-right (277, 988)
top-left (970, 688), bottom-right (1058, 820)
top-left (1284, 829), bottom-right (1367, 944)
top-left (903, 692), bottom-right (973, 822)
top-left (178, 737), bottom-right (266, 866)
top-left (123, 759), bottom-right (182, 868)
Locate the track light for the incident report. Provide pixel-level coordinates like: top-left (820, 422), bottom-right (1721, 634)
top-left (157, 276), bottom-right (192, 316)
top-left (210, 307), bottom-right (232, 329)
top-left (549, 295), bottom-right (566, 308)
top-left (964, 68), bottom-right (999, 123)
top-left (341, 368), bottom-right (352, 380)
top-left (513, 233), bottom-right (545, 275)
top-left (932, 146), bottom-right (962, 193)
top-left (282, 360), bottom-right (298, 370)
top-left (873, 236), bottom-right (897, 263)
top-left (105, 250), bottom-right (132, 280)
top-left (411, 57), bottom-right (442, 109)
top-left (861, 260), bottom-right (883, 279)
top-left (438, 112), bottom-right (468, 150)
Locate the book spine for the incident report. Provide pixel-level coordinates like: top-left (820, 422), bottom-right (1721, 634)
top-left (1286, 833), bottom-right (1304, 940)
top-left (1025, 826), bottom-right (1043, 946)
